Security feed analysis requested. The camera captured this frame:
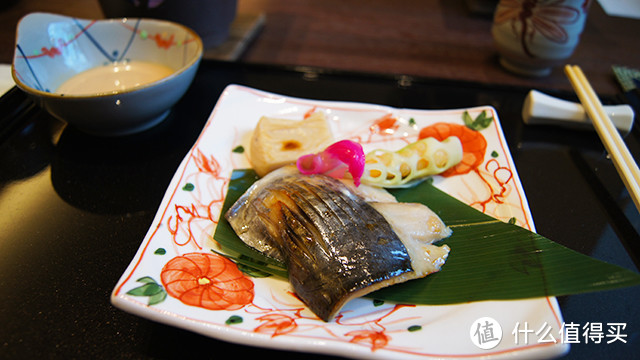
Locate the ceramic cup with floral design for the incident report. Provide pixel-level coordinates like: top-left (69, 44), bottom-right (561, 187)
top-left (491, 0), bottom-right (592, 77)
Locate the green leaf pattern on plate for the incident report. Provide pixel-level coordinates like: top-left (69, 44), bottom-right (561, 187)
top-left (126, 277), bottom-right (167, 306)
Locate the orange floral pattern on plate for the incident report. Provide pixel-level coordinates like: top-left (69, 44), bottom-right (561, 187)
top-left (419, 122), bottom-right (487, 177)
top-left (161, 252), bottom-right (254, 310)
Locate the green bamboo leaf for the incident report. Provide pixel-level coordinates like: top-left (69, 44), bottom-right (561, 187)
top-left (214, 169), bottom-right (640, 305)
top-left (214, 170), bottom-right (288, 278)
top-left (210, 248), bottom-right (283, 278)
top-left (236, 263), bottom-right (273, 278)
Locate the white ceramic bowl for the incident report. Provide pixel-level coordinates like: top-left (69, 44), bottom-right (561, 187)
top-left (12, 12), bottom-right (203, 136)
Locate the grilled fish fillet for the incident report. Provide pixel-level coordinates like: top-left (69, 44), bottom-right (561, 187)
top-left (225, 166), bottom-right (450, 321)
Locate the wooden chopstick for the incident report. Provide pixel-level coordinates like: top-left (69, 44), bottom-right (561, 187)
top-left (564, 64), bottom-right (640, 213)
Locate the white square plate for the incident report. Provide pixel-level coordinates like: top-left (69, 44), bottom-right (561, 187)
top-left (111, 84), bottom-right (569, 359)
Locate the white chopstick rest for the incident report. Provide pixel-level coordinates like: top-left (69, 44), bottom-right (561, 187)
top-left (522, 90), bottom-right (635, 133)
top-left (565, 65), bottom-right (640, 213)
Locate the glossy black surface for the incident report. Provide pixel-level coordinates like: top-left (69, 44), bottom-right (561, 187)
top-left (1, 60), bottom-right (639, 359)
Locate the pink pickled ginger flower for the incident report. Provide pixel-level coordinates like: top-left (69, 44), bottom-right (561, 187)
top-left (296, 140), bottom-right (365, 186)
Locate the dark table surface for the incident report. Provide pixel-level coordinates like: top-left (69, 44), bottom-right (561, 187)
top-left (1, 0), bottom-right (639, 96)
top-left (1, 60), bottom-right (639, 359)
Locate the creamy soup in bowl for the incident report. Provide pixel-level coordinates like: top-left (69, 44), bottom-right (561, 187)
top-left (12, 12), bottom-right (203, 136)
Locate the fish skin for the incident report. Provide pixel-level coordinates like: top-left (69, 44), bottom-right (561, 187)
top-left (225, 167), bottom-right (413, 321)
